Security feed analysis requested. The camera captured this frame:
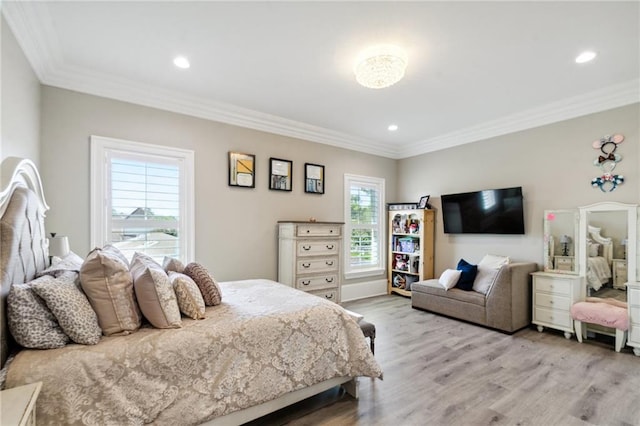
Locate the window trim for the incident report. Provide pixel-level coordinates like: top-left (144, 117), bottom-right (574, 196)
top-left (90, 135), bottom-right (195, 262)
top-left (343, 173), bottom-right (386, 279)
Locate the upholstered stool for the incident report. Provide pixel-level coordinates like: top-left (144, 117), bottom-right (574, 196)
top-left (359, 320), bottom-right (376, 354)
top-left (570, 299), bottom-right (628, 352)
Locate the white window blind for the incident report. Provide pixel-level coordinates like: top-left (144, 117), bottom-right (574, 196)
top-left (344, 174), bottom-right (385, 278)
top-left (91, 136), bottom-right (194, 264)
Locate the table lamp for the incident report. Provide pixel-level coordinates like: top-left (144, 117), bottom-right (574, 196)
top-left (48, 233), bottom-right (70, 264)
top-left (560, 235), bottom-right (572, 256)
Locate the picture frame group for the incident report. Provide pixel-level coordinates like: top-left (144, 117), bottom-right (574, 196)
top-left (228, 152), bottom-right (324, 194)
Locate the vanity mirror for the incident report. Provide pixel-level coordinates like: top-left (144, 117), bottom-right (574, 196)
top-left (578, 202), bottom-right (637, 297)
top-left (543, 210), bottom-right (579, 274)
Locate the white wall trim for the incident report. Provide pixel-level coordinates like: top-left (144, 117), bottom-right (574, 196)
top-left (341, 279), bottom-right (388, 302)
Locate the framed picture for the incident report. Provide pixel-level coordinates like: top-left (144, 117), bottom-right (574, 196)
top-left (304, 163), bottom-right (324, 194)
top-left (418, 195), bottom-right (430, 209)
top-left (269, 157), bottom-right (292, 191)
top-left (228, 152), bottom-right (255, 188)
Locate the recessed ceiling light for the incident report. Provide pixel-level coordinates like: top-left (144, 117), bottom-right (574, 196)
top-left (173, 56), bottom-right (190, 69)
top-left (388, 124), bottom-right (398, 131)
top-left (575, 51), bottom-right (596, 64)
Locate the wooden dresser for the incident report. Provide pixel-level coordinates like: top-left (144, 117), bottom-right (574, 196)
top-left (278, 221), bottom-right (343, 303)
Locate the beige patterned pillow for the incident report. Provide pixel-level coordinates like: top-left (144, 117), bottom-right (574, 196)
top-left (163, 256), bottom-right (185, 273)
top-left (169, 272), bottom-right (205, 320)
top-left (80, 247), bottom-right (141, 335)
top-left (32, 272), bottom-right (102, 345)
top-left (183, 262), bottom-right (222, 306)
top-left (103, 244), bottom-right (130, 268)
top-left (7, 278), bottom-right (70, 349)
top-left (131, 253), bottom-right (182, 329)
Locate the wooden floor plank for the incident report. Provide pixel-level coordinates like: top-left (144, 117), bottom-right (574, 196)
top-left (247, 294), bottom-right (640, 426)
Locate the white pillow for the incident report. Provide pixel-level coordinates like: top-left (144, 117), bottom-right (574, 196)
top-left (478, 254), bottom-right (510, 269)
top-left (438, 269), bottom-right (462, 290)
top-left (472, 254), bottom-right (510, 294)
top-left (588, 242), bottom-right (600, 257)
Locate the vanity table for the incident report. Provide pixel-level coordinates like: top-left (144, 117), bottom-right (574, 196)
top-left (537, 203), bottom-right (639, 354)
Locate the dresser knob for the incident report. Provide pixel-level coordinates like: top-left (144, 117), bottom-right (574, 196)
top-left (326, 278), bottom-right (334, 283)
top-left (326, 261), bottom-right (334, 266)
top-left (302, 263), bottom-right (310, 268)
top-left (325, 294), bottom-right (333, 299)
top-left (302, 245), bottom-right (311, 251)
top-left (302, 280), bottom-right (310, 286)
top-left (326, 244), bottom-right (334, 250)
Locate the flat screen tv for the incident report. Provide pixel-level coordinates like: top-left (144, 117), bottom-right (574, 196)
top-left (441, 186), bottom-right (525, 234)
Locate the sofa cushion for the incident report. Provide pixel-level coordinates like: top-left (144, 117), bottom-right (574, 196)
top-left (473, 254), bottom-right (510, 294)
top-left (412, 279), bottom-right (486, 307)
top-left (438, 269), bottom-right (461, 290)
top-left (455, 258), bottom-right (478, 291)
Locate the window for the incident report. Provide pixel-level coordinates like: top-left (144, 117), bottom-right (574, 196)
top-left (90, 136), bottom-right (194, 263)
top-left (343, 174), bottom-right (385, 278)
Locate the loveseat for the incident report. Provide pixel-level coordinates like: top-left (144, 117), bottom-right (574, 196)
top-left (411, 262), bottom-right (538, 333)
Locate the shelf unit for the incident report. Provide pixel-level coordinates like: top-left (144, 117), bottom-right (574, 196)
top-left (387, 208), bottom-right (435, 297)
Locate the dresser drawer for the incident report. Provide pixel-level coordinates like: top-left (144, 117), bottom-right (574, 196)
top-left (296, 274), bottom-right (338, 291)
top-left (296, 224), bottom-right (341, 237)
top-left (309, 288), bottom-right (338, 302)
top-left (534, 276), bottom-right (571, 295)
top-left (629, 306), bottom-right (640, 322)
top-left (296, 240), bottom-right (339, 257)
top-left (296, 257), bottom-right (338, 274)
top-left (629, 323), bottom-right (640, 343)
top-left (629, 289), bottom-right (640, 306)
top-left (534, 307), bottom-right (572, 328)
top-left (535, 293), bottom-right (571, 311)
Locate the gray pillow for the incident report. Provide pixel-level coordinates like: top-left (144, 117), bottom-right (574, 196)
top-left (36, 251), bottom-right (85, 278)
top-left (7, 278), bottom-right (70, 349)
top-left (32, 272), bottom-right (102, 345)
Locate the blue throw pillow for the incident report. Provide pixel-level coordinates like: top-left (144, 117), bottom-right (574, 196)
top-left (456, 258), bottom-right (478, 291)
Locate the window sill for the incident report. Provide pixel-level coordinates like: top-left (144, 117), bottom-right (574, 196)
top-left (344, 268), bottom-right (385, 280)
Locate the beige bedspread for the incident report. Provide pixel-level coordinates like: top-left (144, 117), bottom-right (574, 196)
top-left (6, 279), bottom-right (382, 425)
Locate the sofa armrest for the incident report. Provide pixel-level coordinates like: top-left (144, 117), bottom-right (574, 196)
top-left (485, 262), bottom-right (538, 332)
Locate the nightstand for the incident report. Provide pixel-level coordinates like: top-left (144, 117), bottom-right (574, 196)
top-left (532, 271), bottom-right (584, 339)
top-left (0, 382), bottom-right (42, 426)
top-left (612, 259), bottom-right (627, 289)
top-left (553, 256), bottom-right (574, 272)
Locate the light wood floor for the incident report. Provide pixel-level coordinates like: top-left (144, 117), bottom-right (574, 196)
top-left (248, 294), bottom-right (640, 426)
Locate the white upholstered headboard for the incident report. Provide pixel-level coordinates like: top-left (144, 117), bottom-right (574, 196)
top-left (0, 158), bottom-right (50, 368)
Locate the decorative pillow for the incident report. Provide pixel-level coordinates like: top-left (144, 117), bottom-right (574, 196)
top-left (7, 278), bottom-right (70, 349)
top-left (472, 254), bottom-right (510, 294)
top-left (588, 242), bottom-right (600, 257)
top-left (36, 251), bottom-right (85, 278)
top-left (80, 246), bottom-right (141, 336)
top-left (103, 244), bottom-right (130, 268)
top-left (163, 256), bottom-right (185, 273)
top-left (183, 262), bottom-right (222, 306)
top-left (131, 253), bottom-right (182, 329)
top-left (32, 272), bottom-right (102, 345)
top-left (169, 272), bottom-right (206, 320)
top-left (438, 269), bottom-right (462, 290)
top-left (455, 258), bottom-right (478, 291)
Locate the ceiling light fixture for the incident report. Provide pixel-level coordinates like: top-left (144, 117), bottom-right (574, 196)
top-left (575, 51), bottom-right (596, 64)
top-left (173, 56), bottom-right (190, 69)
top-left (388, 124), bottom-right (398, 131)
top-left (354, 44), bottom-right (408, 89)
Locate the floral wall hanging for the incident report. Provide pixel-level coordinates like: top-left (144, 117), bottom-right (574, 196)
top-left (591, 134), bottom-right (624, 192)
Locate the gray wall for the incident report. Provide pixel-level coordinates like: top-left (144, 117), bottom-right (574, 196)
top-left (398, 103), bottom-right (639, 274)
top-left (40, 86), bottom-right (397, 284)
top-left (0, 15), bottom-right (40, 171)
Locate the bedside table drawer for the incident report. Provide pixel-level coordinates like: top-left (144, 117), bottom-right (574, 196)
top-left (535, 293), bottom-right (571, 310)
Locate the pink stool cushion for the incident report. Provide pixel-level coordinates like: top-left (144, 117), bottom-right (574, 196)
top-left (570, 301), bottom-right (629, 331)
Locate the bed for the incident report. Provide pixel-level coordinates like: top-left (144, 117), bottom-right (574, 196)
top-left (0, 158), bottom-right (382, 425)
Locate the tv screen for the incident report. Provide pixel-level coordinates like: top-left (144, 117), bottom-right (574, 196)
top-left (441, 186), bottom-right (525, 234)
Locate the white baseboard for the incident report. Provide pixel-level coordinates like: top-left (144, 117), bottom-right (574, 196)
top-left (341, 279), bottom-right (388, 302)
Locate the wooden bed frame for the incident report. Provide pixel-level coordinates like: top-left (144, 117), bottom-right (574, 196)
top-left (0, 157), bottom-right (358, 424)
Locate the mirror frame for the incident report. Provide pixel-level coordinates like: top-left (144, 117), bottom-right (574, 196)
top-left (543, 209), bottom-right (579, 274)
top-left (578, 202), bottom-right (637, 284)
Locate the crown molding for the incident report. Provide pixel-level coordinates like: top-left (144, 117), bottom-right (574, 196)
top-left (4, 3), bottom-right (638, 161)
top-left (398, 79), bottom-right (640, 158)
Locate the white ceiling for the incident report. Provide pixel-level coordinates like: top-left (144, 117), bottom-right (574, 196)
top-left (4, 1), bottom-right (639, 159)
